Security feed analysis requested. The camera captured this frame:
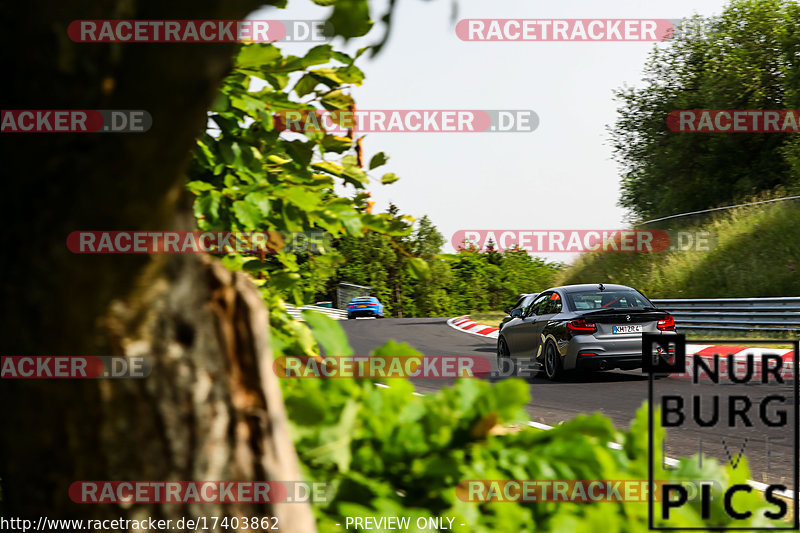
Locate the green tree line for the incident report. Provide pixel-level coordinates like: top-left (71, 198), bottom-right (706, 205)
top-left (327, 214), bottom-right (563, 317)
top-left (613, 0), bottom-right (800, 222)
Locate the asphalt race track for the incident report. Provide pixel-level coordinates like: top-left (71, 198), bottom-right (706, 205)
top-left (340, 317), bottom-right (796, 488)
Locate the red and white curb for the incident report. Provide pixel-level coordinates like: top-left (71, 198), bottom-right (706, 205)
top-left (447, 316), bottom-right (795, 379)
top-left (448, 316), bottom-right (500, 339)
top-left (673, 345), bottom-right (795, 379)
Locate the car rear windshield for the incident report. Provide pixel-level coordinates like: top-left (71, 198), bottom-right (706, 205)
top-left (565, 289), bottom-right (653, 311)
top-left (353, 297), bottom-right (374, 302)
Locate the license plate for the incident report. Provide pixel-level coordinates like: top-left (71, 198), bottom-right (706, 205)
top-left (357, 305), bottom-right (367, 308)
top-left (612, 325), bottom-right (642, 334)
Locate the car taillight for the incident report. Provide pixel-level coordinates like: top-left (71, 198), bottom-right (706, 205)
top-left (567, 319), bottom-right (597, 334)
top-left (657, 315), bottom-right (676, 331)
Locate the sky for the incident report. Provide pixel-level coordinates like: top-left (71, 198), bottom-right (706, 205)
top-left (248, 0), bottom-right (731, 260)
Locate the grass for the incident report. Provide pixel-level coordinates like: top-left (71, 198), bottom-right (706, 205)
top-left (468, 311), bottom-right (507, 325)
top-left (557, 195), bottom-right (800, 298)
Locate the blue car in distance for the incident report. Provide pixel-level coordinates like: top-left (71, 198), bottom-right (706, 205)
top-left (347, 296), bottom-right (385, 319)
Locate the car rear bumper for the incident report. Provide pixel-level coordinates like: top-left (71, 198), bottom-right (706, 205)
top-left (348, 308), bottom-right (379, 317)
top-left (563, 332), bottom-right (677, 371)
top-left (574, 353), bottom-right (642, 371)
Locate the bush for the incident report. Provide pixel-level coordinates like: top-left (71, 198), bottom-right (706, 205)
top-left (280, 314), bottom-right (781, 532)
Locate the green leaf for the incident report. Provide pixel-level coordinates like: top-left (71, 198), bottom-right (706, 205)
top-left (341, 154), bottom-right (368, 188)
top-left (302, 310), bottom-right (353, 357)
top-left (321, 135), bottom-right (353, 153)
top-left (269, 271), bottom-right (302, 291)
top-left (306, 399), bottom-right (359, 471)
top-left (236, 44), bottom-right (282, 68)
top-left (229, 93), bottom-right (266, 116)
top-left (278, 186), bottom-right (321, 211)
top-left (380, 172), bottom-right (399, 185)
top-left (321, 89), bottom-right (354, 111)
top-left (244, 191), bottom-right (271, 216)
top-left (308, 68), bottom-right (344, 87)
top-left (268, 154), bottom-right (293, 165)
top-left (407, 257), bottom-right (431, 280)
top-left (233, 200), bottom-right (263, 229)
top-left (328, 0), bottom-right (374, 39)
top-left (294, 74), bottom-right (319, 98)
top-left (334, 64), bottom-right (365, 84)
top-left (255, 91), bottom-right (312, 112)
top-left (195, 191), bottom-right (222, 222)
top-left (186, 181), bottom-right (217, 195)
top-left (326, 203), bottom-right (363, 234)
top-left (298, 45), bottom-right (334, 67)
top-left (311, 161), bottom-right (344, 177)
top-left (263, 72), bottom-right (289, 91)
top-left (332, 50), bottom-right (355, 65)
top-left (369, 152), bottom-right (389, 170)
top-left (209, 93), bottom-right (228, 113)
top-left (371, 339), bottom-right (423, 358)
top-left (492, 378), bottom-right (531, 412)
top-left (218, 139), bottom-right (237, 165)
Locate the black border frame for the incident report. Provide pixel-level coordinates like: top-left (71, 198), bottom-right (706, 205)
top-left (647, 339), bottom-right (799, 531)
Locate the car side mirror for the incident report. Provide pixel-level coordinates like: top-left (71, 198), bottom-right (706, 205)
top-left (510, 308), bottom-right (523, 318)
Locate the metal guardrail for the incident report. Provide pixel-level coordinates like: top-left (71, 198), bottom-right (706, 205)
top-left (285, 304), bottom-right (349, 321)
top-left (284, 297), bottom-right (800, 330)
top-left (651, 297), bottom-right (800, 331)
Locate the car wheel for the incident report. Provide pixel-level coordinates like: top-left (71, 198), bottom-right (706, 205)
top-left (497, 336), bottom-right (508, 357)
top-left (497, 336), bottom-right (516, 374)
top-left (347, 315), bottom-right (354, 319)
top-left (543, 342), bottom-right (564, 381)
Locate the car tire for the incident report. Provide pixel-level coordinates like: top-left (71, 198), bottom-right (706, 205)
top-left (543, 341), bottom-right (565, 381)
top-left (347, 315), bottom-right (354, 320)
top-left (497, 336), bottom-right (516, 375)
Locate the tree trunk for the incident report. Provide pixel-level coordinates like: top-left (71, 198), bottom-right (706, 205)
top-left (0, 1), bottom-right (315, 531)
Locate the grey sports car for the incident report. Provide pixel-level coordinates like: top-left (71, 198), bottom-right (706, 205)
top-left (497, 283), bottom-right (677, 380)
